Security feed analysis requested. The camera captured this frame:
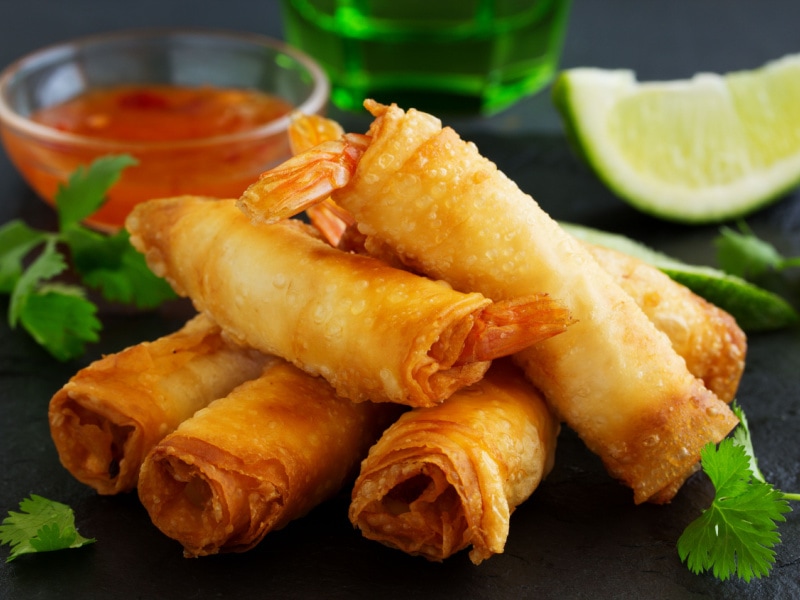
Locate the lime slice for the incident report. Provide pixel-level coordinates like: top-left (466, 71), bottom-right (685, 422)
top-left (561, 222), bottom-right (799, 332)
top-left (553, 55), bottom-right (800, 224)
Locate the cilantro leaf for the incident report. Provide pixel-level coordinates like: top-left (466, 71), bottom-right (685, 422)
top-left (678, 440), bottom-right (789, 582)
top-left (29, 522), bottom-right (81, 553)
top-left (0, 495), bottom-right (95, 562)
top-left (8, 237), bottom-right (66, 327)
top-left (101, 238), bottom-right (176, 308)
top-left (56, 154), bottom-right (138, 229)
top-left (730, 403), bottom-right (800, 504)
top-left (5, 237), bottom-right (101, 360)
top-left (0, 220), bottom-right (48, 293)
top-left (715, 222), bottom-right (800, 279)
top-left (1, 154), bottom-right (174, 361)
top-left (20, 288), bottom-right (101, 361)
top-left (64, 226), bottom-right (176, 309)
top-left (701, 438), bottom-right (753, 499)
top-left (678, 405), bottom-right (795, 583)
top-left (730, 403), bottom-right (766, 483)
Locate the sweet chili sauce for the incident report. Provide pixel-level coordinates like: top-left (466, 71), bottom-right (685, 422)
top-left (9, 84), bottom-right (295, 230)
top-left (33, 85), bottom-right (293, 141)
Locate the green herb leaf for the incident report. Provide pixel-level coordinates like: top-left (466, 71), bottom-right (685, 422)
top-left (8, 238), bottom-right (67, 327)
top-left (0, 495), bottom-right (95, 562)
top-left (0, 220), bottom-right (48, 293)
top-left (19, 288), bottom-right (101, 361)
top-left (65, 227), bottom-right (176, 309)
top-left (677, 405), bottom-right (795, 583)
top-left (56, 154), bottom-right (138, 229)
top-left (678, 440), bottom-right (790, 582)
top-left (715, 223), bottom-right (786, 279)
top-left (0, 154), bottom-right (172, 361)
top-left (730, 403), bottom-right (766, 483)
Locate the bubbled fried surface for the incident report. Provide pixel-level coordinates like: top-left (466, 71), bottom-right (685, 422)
top-left (335, 102), bottom-right (738, 504)
top-left (350, 360), bottom-right (558, 564)
top-left (138, 360), bottom-right (400, 557)
top-left (48, 314), bottom-right (268, 494)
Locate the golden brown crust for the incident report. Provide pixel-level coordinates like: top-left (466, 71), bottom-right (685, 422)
top-left (48, 314), bottom-right (269, 494)
top-left (349, 360), bottom-right (558, 564)
top-left (584, 242), bottom-right (747, 403)
top-left (586, 377), bottom-right (733, 502)
top-left (335, 102), bottom-right (739, 503)
top-left (126, 196), bottom-right (567, 407)
top-left (138, 360), bottom-right (400, 557)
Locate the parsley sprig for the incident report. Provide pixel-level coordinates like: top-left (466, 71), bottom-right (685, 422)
top-left (715, 221), bottom-right (800, 282)
top-left (678, 403), bottom-right (800, 582)
top-left (0, 155), bottom-right (175, 361)
top-left (0, 494), bottom-right (96, 561)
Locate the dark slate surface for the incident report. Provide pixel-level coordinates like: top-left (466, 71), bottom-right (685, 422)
top-left (2, 2), bottom-right (800, 599)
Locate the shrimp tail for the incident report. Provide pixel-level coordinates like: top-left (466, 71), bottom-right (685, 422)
top-left (307, 198), bottom-right (358, 248)
top-left (281, 112), bottom-right (362, 246)
top-left (288, 111), bottom-right (345, 154)
top-left (455, 295), bottom-right (575, 366)
top-left (238, 133), bottom-right (370, 224)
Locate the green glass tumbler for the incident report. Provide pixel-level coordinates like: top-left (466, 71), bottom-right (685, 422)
top-left (280, 0), bottom-right (571, 115)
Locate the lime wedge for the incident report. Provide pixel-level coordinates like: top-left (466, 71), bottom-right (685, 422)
top-left (561, 222), bottom-right (799, 332)
top-left (553, 55), bottom-right (800, 224)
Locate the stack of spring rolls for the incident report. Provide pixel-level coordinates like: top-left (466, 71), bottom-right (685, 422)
top-left (49, 195), bottom-right (571, 559)
top-left (48, 102), bottom-right (746, 565)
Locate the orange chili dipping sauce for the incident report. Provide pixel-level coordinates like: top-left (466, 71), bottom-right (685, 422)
top-left (33, 85), bottom-right (292, 142)
top-left (5, 84), bottom-right (295, 230)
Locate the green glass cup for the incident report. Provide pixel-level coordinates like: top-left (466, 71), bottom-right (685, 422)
top-left (279, 0), bottom-right (571, 115)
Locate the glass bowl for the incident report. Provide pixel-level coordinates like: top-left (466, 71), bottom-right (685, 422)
top-left (0, 29), bottom-right (329, 230)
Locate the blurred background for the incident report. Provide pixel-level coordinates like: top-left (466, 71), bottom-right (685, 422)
top-left (2, 1), bottom-right (800, 236)
top-left (2, 0), bottom-right (799, 138)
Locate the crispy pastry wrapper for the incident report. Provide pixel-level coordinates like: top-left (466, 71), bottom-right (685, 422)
top-left (126, 195), bottom-right (569, 408)
top-left (137, 359), bottom-right (401, 557)
top-left (313, 101), bottom-right (738, 503)
top-left (48, 314), bottom-right (268, 494)
top-left (257, 111), bottom-right (747, 405)
top-left (309, 205), bottom-right (746, 404)
top-left (583, 243), bottom-right (746, 403)
top-left (349, 360), bottom-right (558, 564)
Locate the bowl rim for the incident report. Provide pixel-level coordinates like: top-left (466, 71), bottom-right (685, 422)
top-left (0, 27), bottom-right (330, 150)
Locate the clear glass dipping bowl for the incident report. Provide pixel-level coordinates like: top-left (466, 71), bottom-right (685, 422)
top-left (0, 29), bottom-right (329, 230)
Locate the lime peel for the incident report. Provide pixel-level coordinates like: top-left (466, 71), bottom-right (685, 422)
top-left (554, 54), bottom-right (800, 224)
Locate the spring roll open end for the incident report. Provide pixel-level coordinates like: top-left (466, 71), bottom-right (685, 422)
top-left (352, 461), bottom-right (472, 562)
top-left (48, 313), bottom-right (271, 496)
top-left (138, 438), bottom-right (285, 557)
top-left (137, 360), bottom-right (402, 557)
top-left (49, 389), bottom-right (142, 495)
top-left (346, 102), bottom-right (740, 504)
top-left (350, 361), bottom-right (558, 564)
top-left (127, 195), bottom-right (524, 408)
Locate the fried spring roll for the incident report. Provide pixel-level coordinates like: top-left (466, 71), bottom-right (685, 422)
top-left (137, 359), bottom-right (400, 557)
top-left (48, 314), bottom-right (269, 494)
top-left (300, 202), bottom-right (746, 404)
top-left (284, 113), bottom-right (748, 404)
top-left (126, 196), bottom-right (571, 408)
top-left (584, 243), bottom-right (746, 403)
top-left (239, 102), bottom-right (739, 503)
top-left (349, 360), bottom-right (558, 564)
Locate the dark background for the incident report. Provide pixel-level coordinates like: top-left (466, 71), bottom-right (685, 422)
top-left (2, 2), bottom-right (800, 599)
